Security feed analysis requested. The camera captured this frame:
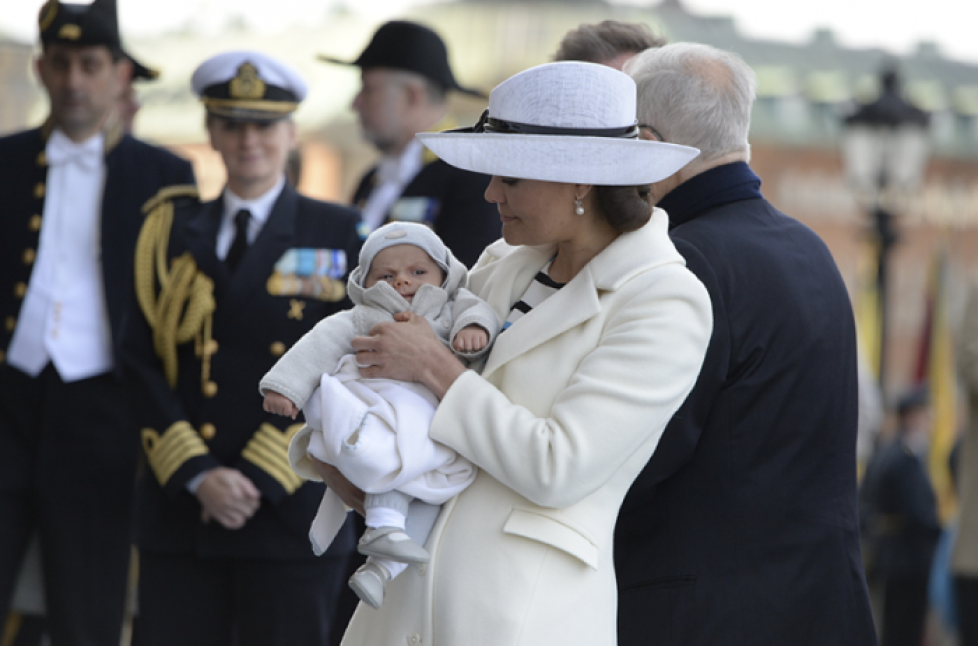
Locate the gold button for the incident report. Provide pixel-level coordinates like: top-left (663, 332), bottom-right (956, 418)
top-left (205, 339), bottom-right (219, 355)
top-left (34, 183), bottom-right (45, 199)
top-left (22, 249), bottom-right (36, 265)
top-left (5, 316), bottom-right (15, 332)
top-left (29, 215), bottom-right (42, 232)
top-left (200, 423), bottom-right (216, 440)
top-left (203, 381), bottom-right (218, 398)
top-left (37, 151), bottom-right (46, 166)
top-left (270, 342), bottom-right (286, 357)
top-left (14, 282), bottom-right (27, 298)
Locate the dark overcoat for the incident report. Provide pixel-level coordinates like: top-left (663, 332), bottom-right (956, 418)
top-left (615, 162), bottom-right (877, 646)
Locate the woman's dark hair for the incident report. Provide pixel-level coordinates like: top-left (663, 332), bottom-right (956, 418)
top-left (593, 184), bottom-right (653, 233)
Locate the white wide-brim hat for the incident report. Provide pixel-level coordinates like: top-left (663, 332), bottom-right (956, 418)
top-left (417, 61), bottom-right (699, 186)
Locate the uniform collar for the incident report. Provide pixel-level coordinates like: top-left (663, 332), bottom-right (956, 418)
top-left (658, 161), bottom-right (763, 229)
top-left (222, 175), bottom-right (286, 226)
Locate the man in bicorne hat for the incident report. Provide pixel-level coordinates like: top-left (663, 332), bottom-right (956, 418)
top-left (0, 1), bottom-right (194, 644)
top-left (320, 20), bottom-right (501, 268)
top-left (121, 50), bottom-right (362, 646)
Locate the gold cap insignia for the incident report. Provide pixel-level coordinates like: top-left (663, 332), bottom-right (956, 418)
top-left (39, 1), bottom-right (58, 32)
top-left (229, 63), bottom-right (266, 100)
top-left (58, 23), bottom-right (81, 40)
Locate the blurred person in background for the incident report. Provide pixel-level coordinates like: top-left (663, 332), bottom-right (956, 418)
top-left (319, 20), bottom-right (500, 268)
top-left (614, 42), bottom-right (877, 645)
top-left (121, 51), bottom-right (362, 646)
top-left (116, 53), bottom-right (159, 134)
top-left (554, 19), bottom-right (663, 70)
top-left (0, 1), bottom-right (194, 644)
top-left (953, 284), bottom-right (978, 646)
top-left (860, 387), bottom-right (940, 646)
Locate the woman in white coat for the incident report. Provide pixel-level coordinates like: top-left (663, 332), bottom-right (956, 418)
top-left (318, 61), bottom-right (713, 646)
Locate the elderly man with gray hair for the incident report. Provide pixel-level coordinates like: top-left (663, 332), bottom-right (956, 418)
top-left (614, 43), bottom-right (878, 645)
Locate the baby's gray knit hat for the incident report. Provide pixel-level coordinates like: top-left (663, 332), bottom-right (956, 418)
top-left (356, 222), bottom-right (451, 287)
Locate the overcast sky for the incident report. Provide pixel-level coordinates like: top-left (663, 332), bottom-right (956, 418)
top-left (2, 0), bottom-right (975, 64)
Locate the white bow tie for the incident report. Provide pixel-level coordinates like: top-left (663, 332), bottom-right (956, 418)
top-left (46, 131), bottom-right (104, 170)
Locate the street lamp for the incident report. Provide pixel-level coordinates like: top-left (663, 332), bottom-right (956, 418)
top-left (841, 64), bottom-right (930, 394)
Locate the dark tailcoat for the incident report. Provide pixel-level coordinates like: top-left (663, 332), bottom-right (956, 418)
top-left (615, 162), bottom-right (877, 646)
top-left (121, 183), bottom-right (362, 646)
top-left (0, 126), bottom-right (195, 376)
top-left (352, 156), bottom-right (500, 268)
top-left (0, 124), bottom-right (195, 645)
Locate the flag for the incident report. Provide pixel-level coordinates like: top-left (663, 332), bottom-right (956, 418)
top-left (854, 239), bottom-right (883, 383)
top-left (915, 247), bottom-right (959, 524)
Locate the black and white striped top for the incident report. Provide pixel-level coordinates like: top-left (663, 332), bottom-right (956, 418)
top-left (502, 261), bottom-right (565, 332)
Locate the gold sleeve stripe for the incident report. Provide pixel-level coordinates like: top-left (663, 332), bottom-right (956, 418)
top-left (241, 423), bottom-right (305, 494)
top-left (142, 422), bottom-right (209, 486)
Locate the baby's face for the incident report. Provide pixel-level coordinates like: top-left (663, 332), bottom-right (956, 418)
top-left (364, 245), bottom-right (445, 303)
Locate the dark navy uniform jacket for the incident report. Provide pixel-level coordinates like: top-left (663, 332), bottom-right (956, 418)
top-left (353, 156), bottom-right (500, 268)
top-left (860, 438), bottom-right (941, 578)
top-left (0, 124), bottom-right (195, 379)
top-left (122, 183), bottom-right (362, 559)
top-left (615, 162), bottom-right (877, 646)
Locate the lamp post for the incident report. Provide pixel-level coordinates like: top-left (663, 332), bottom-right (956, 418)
top-left (841, 65), bottom-right (930, 395)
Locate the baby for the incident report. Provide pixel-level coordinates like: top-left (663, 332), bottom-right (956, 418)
top-left (260, 222), bottom-right (499, 608)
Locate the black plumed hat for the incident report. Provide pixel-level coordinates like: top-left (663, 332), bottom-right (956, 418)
top-left (318, 20), bottom-right (484, 98)
top-left (39, 0), bottom-right (121, 49)
top-left (38, 0), bottom-right (159, 81)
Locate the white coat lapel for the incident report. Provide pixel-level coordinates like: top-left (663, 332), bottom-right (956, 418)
top-left (481, 263), bottom-right (600, 379)
top-left (478, 209), bottom-right (682, 379)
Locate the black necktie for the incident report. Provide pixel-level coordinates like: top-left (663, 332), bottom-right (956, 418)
top-left (225, 209), bottom-right (251, 273)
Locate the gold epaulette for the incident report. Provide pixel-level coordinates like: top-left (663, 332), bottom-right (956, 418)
top-left (241, 423), bottom-right (306, 494)
top-left (142, 422), bottom-right (209, 486)
top-left (135, 185), bottom-right (216, 393)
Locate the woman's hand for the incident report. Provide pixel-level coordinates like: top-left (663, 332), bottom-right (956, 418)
top-left (312, 458), bottom-right (366, 516)
top-left (352, 311), bottom-right (467, 399)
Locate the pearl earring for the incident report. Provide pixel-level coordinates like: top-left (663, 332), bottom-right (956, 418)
top-left (574, 199), bottom-right (584, 216)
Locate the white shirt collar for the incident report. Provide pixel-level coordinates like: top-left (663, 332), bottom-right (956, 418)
top-left (376, 137), bottom-right (424, 186)
top-left (223, 175), bottom-right (287, 227)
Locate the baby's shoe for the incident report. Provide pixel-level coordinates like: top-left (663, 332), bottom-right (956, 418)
top-left (349, 561), bottom-right (391, 609)
top-left (358, 526), bottom-right (430, 563)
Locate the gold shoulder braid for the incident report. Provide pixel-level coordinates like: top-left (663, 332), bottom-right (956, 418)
top-left (135, 186), bottom-right (219, 395)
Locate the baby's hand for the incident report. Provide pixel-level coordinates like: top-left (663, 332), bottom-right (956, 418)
top-left (453, 325), bottom-right (489, 353)
top-left (263, 391), bottom-right (299, 419)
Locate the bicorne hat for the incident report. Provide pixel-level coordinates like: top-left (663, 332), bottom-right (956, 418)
top-left (417, 61), bottom-right (700, 186)
top-left (38, 0), bottom-right (159, 80)
top-left (192, 51), bottom-right (308, 123)
top-left (318, 20), bottom-right (484, 98)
